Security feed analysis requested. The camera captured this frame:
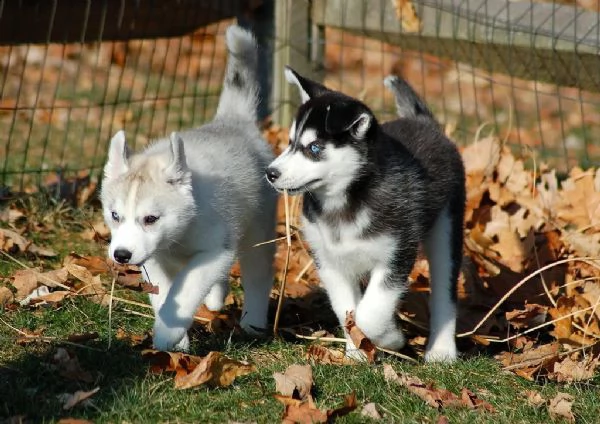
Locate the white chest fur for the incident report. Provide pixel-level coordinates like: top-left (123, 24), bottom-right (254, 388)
top-left (301, 209), bottom-right (396, 278)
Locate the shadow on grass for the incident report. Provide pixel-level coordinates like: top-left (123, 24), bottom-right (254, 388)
top-left (0, 339), bottom-right (151, 421)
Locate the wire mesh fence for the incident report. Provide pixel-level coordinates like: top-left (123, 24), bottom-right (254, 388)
top-left (1, 0), bottom-right (599, 195)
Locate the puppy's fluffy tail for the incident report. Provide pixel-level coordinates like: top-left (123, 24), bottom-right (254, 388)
top-left (383, 75), bottom-right (434, 120)
top-left (215, 24), bottom-right (259, 121)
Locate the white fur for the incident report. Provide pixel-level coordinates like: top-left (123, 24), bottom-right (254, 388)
top-left (422, 207), bottom-right (458, 362)
top-left (349, 112), bottom-right (371, 139)
top-left (284, 67), bottom-right (310, 103)
top-left (101, 25), bottom-right (277, 352)
top-left (298, 128), bottom-right (317, 147)
top-left (270, 68), bottom-right (460, 363)
top-left (288, 120), bottom-right (297, 142)
top-left (302, 208), bottom-right (405, 355)
top-left (268, 141), bottom-right (363, 206)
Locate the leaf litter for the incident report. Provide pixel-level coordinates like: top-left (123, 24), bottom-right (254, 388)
top-left (1, 125), bottom-right (600, 420)
top-left (142, 349), bottom-right (255, 389)
top-left (273, 363), bottom-right (357, 423)
top-left (383, 363), bottom-right (496, 412)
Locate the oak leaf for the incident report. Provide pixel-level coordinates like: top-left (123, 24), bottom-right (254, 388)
top-left (344, 311), bottom-right (377, 363)
top-left (273, 364), bottom-right (313, 400)
top-left (305, 344), bottom-right (356, 365)
top-left (548, 393), bottom-right (575, 423)
top-left (59, 387), bottom-right (99, 410)
top-left (174, 351), bottom-right (255, 389)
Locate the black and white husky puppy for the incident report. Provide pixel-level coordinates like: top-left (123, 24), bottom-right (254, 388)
top-left (265, 69), bottom-right (465, 362)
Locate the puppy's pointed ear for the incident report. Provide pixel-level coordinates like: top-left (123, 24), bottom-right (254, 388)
top-left (285, 66), bottom-right (329, 103)
top-left (104, 130), bottom-right (130, 179)
top-left (165, 132), bottom-right (191, 186)
top-left (325, 102), bottom-right (374, 139)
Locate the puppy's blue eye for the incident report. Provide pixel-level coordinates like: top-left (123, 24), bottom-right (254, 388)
top-left (111, 211), bottom-right (119, 222)
top-left (309, 143), bottom-right (322, 155)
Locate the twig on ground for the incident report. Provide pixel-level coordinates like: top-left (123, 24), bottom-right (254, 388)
top-left (294, 257), bottom-right (314, 283)
top-left (122, 308), bottom-right (154, 319)
top-left (0, 249), bottom-right (71, 290)
top-left (398, 312), bottom-right (428, 331)
top-left (0, 316), bottom-right (103, 351)
top-left (106, 274), bottom-right (116, 350)
top-left (502, 343), bottom-right (599, 371)
top-left (458, 256), bottom-right (600, 338)
top-left (291, 331), bottom-right (419, 363)
top-left (273, 190), bottom-right (292, 336)
top-left (480, 303), bottom-right (600, 344)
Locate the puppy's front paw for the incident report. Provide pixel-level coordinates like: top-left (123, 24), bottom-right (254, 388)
top-left (424, 344), bottom-right (457, 363)
top-left (239, 313), bottom-right (267, 335)
top-left (204, 281), bottom-right (228, 312)
top-left (365, 329), bottom-right (405, 352)
top-left (152, 320), bottom-right (189, 352)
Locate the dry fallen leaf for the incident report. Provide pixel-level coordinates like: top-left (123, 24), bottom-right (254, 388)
top-left (460, 388), bottom-right (496, 413)
top-left (345, 311), bottom-right (377, 362)
top-left (551, 354), bottom-right (599, 383)
top-left (525, 390), bottom-right (546, 408)
top-left (57, 419), bottom-right (95, 424)
top-left (383, 364), bottom-right (495, 412)
top-left (65, 263), bottom-right (107, 305)
top-left (117, 328), bottom-right (152, 347)
top-left (143, 349), bottom-right (255, 389)
top-left (276, 395), bottom-right (327, 424)
top-left (59, 387), bottom-right (99, 410)
top-left (0, 228), bottom-right (56, 257)
top-left (174, 351), bottom-right (256, 389)
top-left (66, 332), bottom-right (99, 344)
top-left (52, 348), bottom-right (94, 383)
top-left (548, 392), bottom-right (575, 423)
top-left (10, 269), bottom-right (40, 300)
top-left (79, 220), bottom-right (110, 241)
top-left (274, 364), bottom-right (314, 401)
top-left (496, 343), bottom-right (559, 380)
top-left (361, 402), bottom-right (383, 420)
top-left (505, 304), bottom-right (548, 330)
top-left (305, 344), bottom-right (356, 365)
top-left (275, 391), bottom-right (357, 424)
top-left (327, 392), bottom-right (358, 421)
top-left (143, 349), bottom-right (208, 378)
top-left (0, 286), bottom-right (14, 306)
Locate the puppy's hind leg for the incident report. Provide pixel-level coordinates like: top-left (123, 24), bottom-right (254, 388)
top-left (423, 206), bottom-right (460, 362)
top-left (238, 203), bottom-right (277, 334)
top-left (238, 241), bottom-right (275, 334)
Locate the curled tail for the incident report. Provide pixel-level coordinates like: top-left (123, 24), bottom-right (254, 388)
top-left (215, 25), bottom-right (259, 121)
top-left (383, 75), bottom-right (435, 120)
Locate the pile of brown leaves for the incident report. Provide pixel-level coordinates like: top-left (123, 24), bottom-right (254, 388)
top-left (1, 126), bottom-right (599, 403)
top-left (264, 125), bottom-right (600, 382)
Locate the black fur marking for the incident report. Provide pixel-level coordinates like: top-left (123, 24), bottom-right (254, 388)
top-left (302, 193), bottom-right (322, 223)
top-left (231, 71), bottom-right (243, 89)
top-left (294, 87), bottom-right (465, 292)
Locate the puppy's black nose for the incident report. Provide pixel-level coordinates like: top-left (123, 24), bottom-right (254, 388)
top-left (265, 167), bottom-right (281, 183)
top-left (113, 248), bottom-right (132, 264)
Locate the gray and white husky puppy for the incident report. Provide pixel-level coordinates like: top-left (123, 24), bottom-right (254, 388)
top-left (100, 25), bottom-right (277, 351)
top-left (265, 69), bottom-right (465, 362)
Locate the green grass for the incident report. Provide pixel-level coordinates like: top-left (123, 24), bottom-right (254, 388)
top-left (2, 300), bottom-right (600, 423)
top-left (1, 199), bottom-right (599, 423)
